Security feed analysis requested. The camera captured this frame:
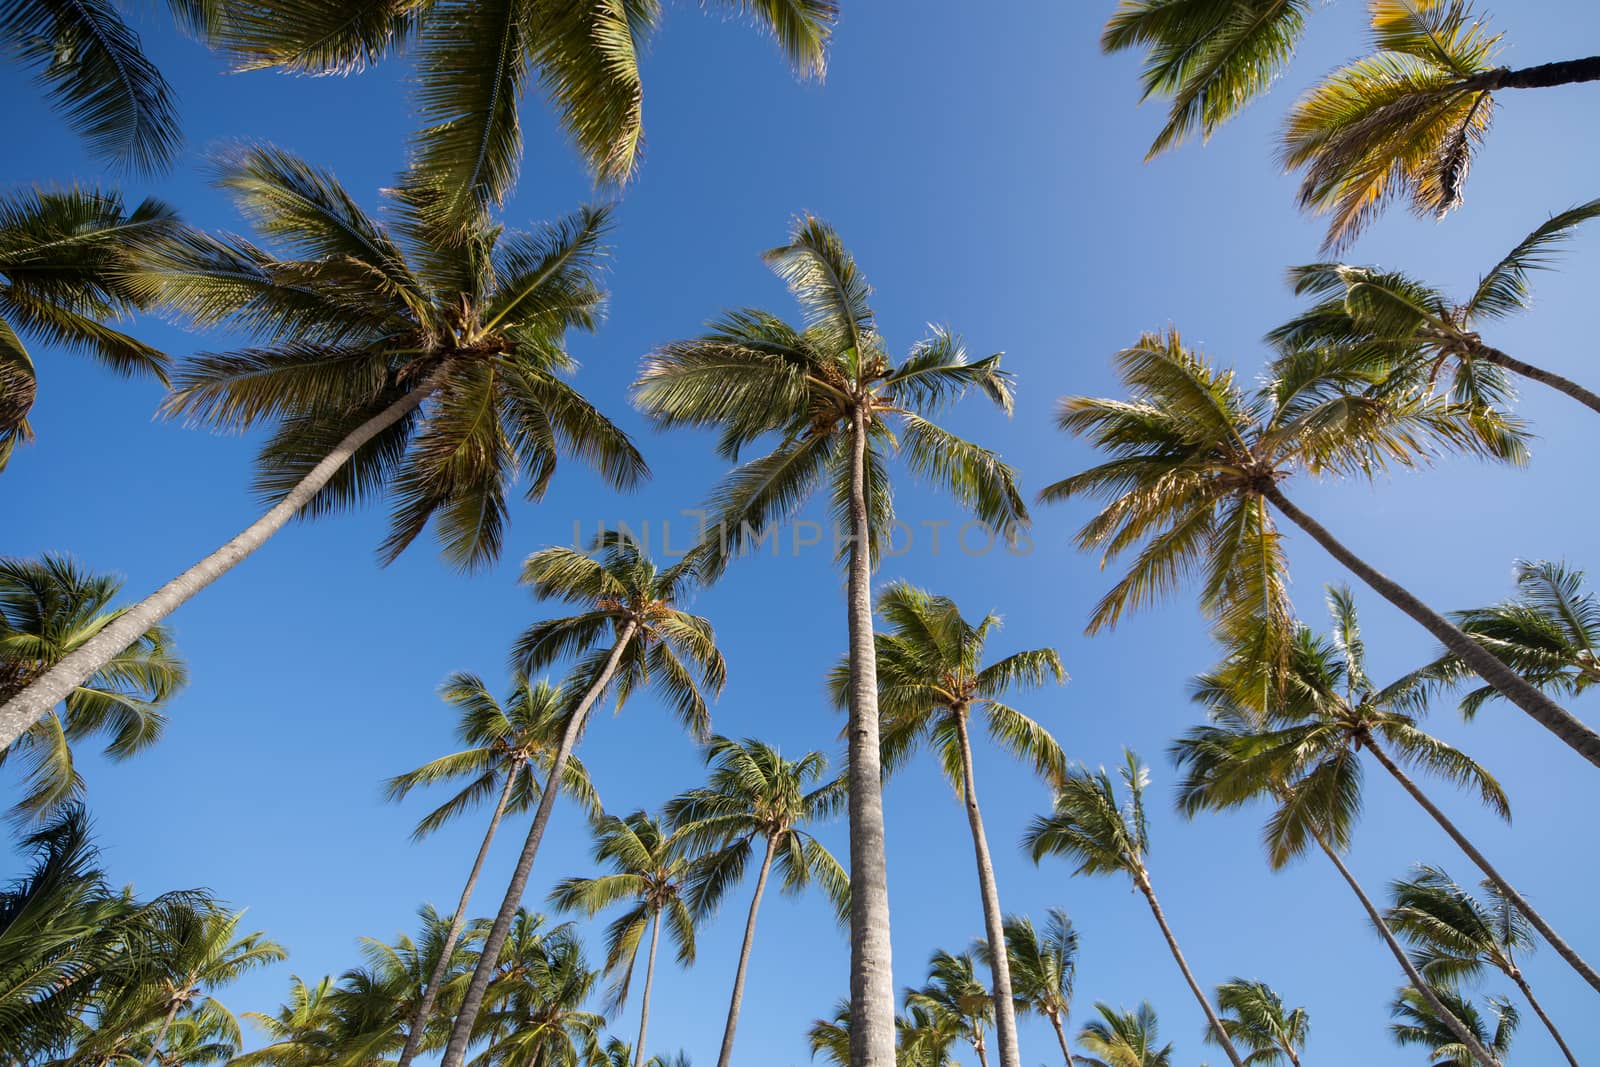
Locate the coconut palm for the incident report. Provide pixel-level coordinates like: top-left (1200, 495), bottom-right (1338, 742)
top-left (384, 673), bottom-right (599, 1067)
top-left (127, 1005), bottom-right (239, 1067)
top-left (0, 187), bottom-right (180, 470)
top-left (475, 912), bottom-right (603, 1067)
top-left (1211, 980), bottom-right (1308, 1067)
top-left (905, 951), bottom-right (994, 1067)
top-left (979, 910), bottom-right (1079, 1067)
top-left (1024, 752), bottom-right (1249, 1067)
top-left (1273, 200), bottom-right (1600, 418)
top-left (665, 736), bottom-right (848, 1067)
top-left (832, 582), bottom-right (1063, 1067)
top-left (0, 555), bottom-right (186, 820)
top-left (634, 217), bottom-right (1027, 1067)
top-left (1388, 865), bottom-right (1580, 1067)
top-left (549, 811), bottom-right (704, 1067)
top-left (1076, 1002), bottom-right (1172, 1067)
top-left (1391, 986), bottom-right (1518, 1067)
top-left (1040, 328), bottom-right (1600, 767)
top-left (897, 1001), bottom-right (964, 1067)
top-left (0, 143), bottom-right (644, 755)
top-left (1284, 0), bottom-right (1600, 248)
top-left (439, 532), bottom-right (722, 1067)
top-left (807, 1000), bottom-right (854, 1067)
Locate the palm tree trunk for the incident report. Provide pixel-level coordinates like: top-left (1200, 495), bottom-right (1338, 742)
top-left (1361, 735), bottom-right (1600, 995)
top-left (440, 621), bottom-right (639, 1067)
top-left (971, 1035), bottom-right (990, 1067)
top-left (1494, 56), bottom-right (1600, 89)
top-left (141, 997), bottom-right (183, 1067)
top-left (844, 404), bottom-right (896, 1067)
top-left (1507, 967), bottom-right (1581, 1067)
top-left (1048, 1012), bottom-right (1075, 1067)
top-left (1130, 870), bottom-right (1247, 1067)
top-left (1263, 486), bottom-right (1600, 767)
top-left (952, 712), bottom-right (1022, 1067)
top-left (1310, 830), bottom-right (1503, 1066)
top-left (0, 372), bottom-right (448, 754)
top-left (396, 764), bottom-right (521, 1067)
top-left (634, 910), bottom-right (663, 1067)
top-left (1474, 343), bottom-right (1600, 415)
top-left (715, 834), bottom-right (778, 1067)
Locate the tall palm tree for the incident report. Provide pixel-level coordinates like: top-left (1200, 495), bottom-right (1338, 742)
top-left (634, 217), bottom-right (1027, 1067)
top-left (1387, 865), bottom-right (1580, 1067)
top-left (0, 187), bottom-right (180, 469)
top-left (384, 673), bottom-right (599, 1067)
top-left (979, 910), bottom-right (1079, 1067)
top-left (1024, 752), bottom-right (1249, 1067)
top-left (0, 555), bottom-right (186, 820)
top-left (1284, 0), bottom-right (1600, 248)
top-left (1040, 328), bottom-right (1600, 767)
top-left (1273, 200), bottom-right (1600, 417)
top-left (1075, 1002), bottom-right (1171, 1067)
top-left (475, 912), bottom-right (604, 1067)
top-left (904, 951), bottom-right (994, 1067)
top-left (549, 811), bottom-right (704, 1067)
top-left (439, 532), bottom-right (723, 1067)
top-left (834, 582), bottom-right (1063, 1067)
top-left (1391, 986), bottom-right (1518, 1067)
top-left (0, 144), bottom-right (644, 754)
top-left (209, 0), bottom-right (835, 224)
top-left (1211, 980), bottom-right (1308, 1067)
top-left (665, 736), bottom-right (848, 1067)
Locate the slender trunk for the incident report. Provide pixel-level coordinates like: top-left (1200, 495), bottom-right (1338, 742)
top-left (1508, 967), bottom-right (1581, 1067)
top-left (972, 1035), bottom-right (989, 1067)
top-left (1494, 56), bottom-right (1600, 90)
top-left (952, 712), bottom-right (1022, 1067)
top-left (633, 910), bottom-right (663, 1067)
top-left (141, 997), bottom-right (183, 1067)
top-left (1048, 1012), bottom-right (1074, 1067)
top-left (440, 623), bottom-right (639, 1067)
top-left (1263, 487), bottom-right (1600, 767)
top-left (1475, 343), bottom-right (1600, 416)
top-left (1131, 870), bottom-right (1247, 1067)
top-left (844, 404), bottom-right (896, 1067)
top-left (1310, 831), bottom-right (1502, 1065)
top-left (0, 374), bottom-right (446, 753)
top-left (715, 835), bottom-right (777, 1067)
top-left (395, 764), bottom-right (521, 1067)
top-left (1362, 736), bottom-right (1600, 995)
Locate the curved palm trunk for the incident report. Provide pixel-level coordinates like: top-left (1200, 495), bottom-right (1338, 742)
top-left (1130, 869), bottom-right (1246, 1067)
top-left (1310, 831), bottom-right (1502, 1066)
top-left (440, 622), bottom-right (639, 1067)
top-left (1493, 56), bottom-right (1600, 89)
top-left (141, 997), bottom-right (184, 1067)
top-left (1361, 736), bottom-right (1600, 996)
top-left (0, 374), bottom-right (447, 754)
top-left (715, 834), bottom-right (777, 1067)
top-left (1047, 1012), bottom-right (1074, 1067)
top-left (952, 712), bottom-right (1022, 1067)
top-left (633, 910), bottom-right (664, 1067)
top-left (844, 405), bottom-right (897, 1067)
top-left (1263, 487), bottom-right (1600, 767)
top-left (1475, 344), bottom-right (1600, 416)
top-left (1507, 968), bottom-right (1581, 1067)
top-left (395, 764), bottom-right (521, 1067)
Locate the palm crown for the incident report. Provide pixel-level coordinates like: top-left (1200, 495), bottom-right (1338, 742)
top-left (1076, 1002), bottom-right (1172, 1067)
top-left (1386, 865), bottom-right (1530, 986)
top-left (903, 950), bottom-right (993, 1066)
top-left (1211, 979), bottom-right (1309, 1067)
top-left (981, 909), bottom-right (1078, 1042)
top-left (1390, 985), bottom-right (1518, 1066)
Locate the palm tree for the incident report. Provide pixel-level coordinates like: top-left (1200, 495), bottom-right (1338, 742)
top-left (1024, 752), bottom-right (1249, 1067)
top-left (807, 1000), bottom-right (854, 1067)
top-left (834, 582), bottom-right (1063, 1067)
top-left (665, 736), bottom-right (848, 1067)
top-left (1040, 328), bottom-right (1600, 767)
top-left (1075, 1002), bottom-right (1172, 1067)
top-left (129, 1005), bottom-right (239, 1067)
top-left (0, 143), bottom-right (644, 754)
top-left (980, 910), bottom-right (1079, 1067)
top-left (1211, 980), bottom-right (1308, 1067)
top-left (897, 1001), bottom-right (964, 1067)
top-left (0, 187), bottom-right (180, 469)
top-left (1273, 200), bottom-right (1600, 417)
top-left (1284, 0), bottom-right (1600, 248)
top-left (1388, 866), bottom-right (1580, 1067)
top-left (384, 673), bottom-right (599, 1067)
top-left (905, 951), bottom-right (994, 1067)
top-left (439, 532), bottom-right (723, 1067)
top-left (1391, 986), bottom-right (1518, 1067)
top-left (475, 912), bottom-right (604, 1067)
top-left (209, 0), bottom-right (835, 223)
top-left (0, 555), bottom-right (187, 820)
top-left (634, 217), bottom-right (1027, 1067)
top-left (549, 811), bottom-right (703, 1067)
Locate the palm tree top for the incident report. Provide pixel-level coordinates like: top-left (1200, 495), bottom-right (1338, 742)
top-left (1025, 750), bottom-right (1151, 878)
top-left (1386, 864), bottom-right (1533, 984)
top-left (1212, 978), bottom-right (1309, 1067)
top-left (1391, 984), bottom-right (1519, 1066)
top-left (1077, 1001), bottom-right (1173, 1067)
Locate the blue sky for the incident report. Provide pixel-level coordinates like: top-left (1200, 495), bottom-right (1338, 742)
top-left (5, 2), bottom-right (1600, 1064)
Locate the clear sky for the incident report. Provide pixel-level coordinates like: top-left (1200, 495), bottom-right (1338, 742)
top-left (5, 3), bottom-right (1600, 1064)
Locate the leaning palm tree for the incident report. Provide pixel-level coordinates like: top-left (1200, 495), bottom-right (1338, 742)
top-left (549, 811), bottom-right (704, 1067)
top-left (1024, 753), bottom-right (1249, 1067)
top-left (439, 533), bottom-right (723, 1067)
top-left (1388, 866), bottom-right (1580, 1067)
top-left (665, 736), bottom-right (848, 1067)
top-left (904, 951), bottom-right (994, 1067)
top-left (1211, 980), bottom-right (1308, 1067)
top-left (980, 910), bottom-right (1079, 1067)
top-left (1076, 1002), bottom-right (1172, 1067)
top-left (1391, 986), bottom-right (1518, 1067)
top-left (1284, 0), bottom-right (1600, 249)
top-left (833, 582), bottom-right (1064, 1067)
top-left (384, 673), bottom-right (598, 1067)
top-left (1041, 328), bottom-right (1600, 767)
top-left (634, 217), bottom-right (1027, 1067)
top-left (0, 143), bottom-right (644, 758)
top-left (0, 555), bottom-right (186, 820)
